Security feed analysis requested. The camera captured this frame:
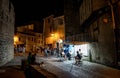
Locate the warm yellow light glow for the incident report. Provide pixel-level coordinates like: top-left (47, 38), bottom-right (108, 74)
top-left (103, 18), bottom-right (108, 23)
top-left (57, 39), bottom-right (63, 43)
top-left (51, 33), bottom-right (55, 37)
top-left (14, 36), bottom-right (19, 45)
top-left (54, 33), bottom-right (59, 39)
top-left (46, 37), bottom-right (53, 44)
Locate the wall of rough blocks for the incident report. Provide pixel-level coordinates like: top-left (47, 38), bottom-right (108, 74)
top-left (64, 0), bottom-right (117, 66)
top-left (0, 0), bottom-right (15, 66)
top-left (88, 12), bottom-right (116, 66)
top-left (87, 0), bottom-right (117, 66)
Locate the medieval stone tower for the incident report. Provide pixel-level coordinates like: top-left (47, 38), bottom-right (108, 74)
top-left (0, 0), bottom-right (15, 66)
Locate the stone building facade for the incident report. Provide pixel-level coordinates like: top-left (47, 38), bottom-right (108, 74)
top-left (43, 15), bottom-right (65, 48)
top-left (53, 16), bottom-right (65, 41)
top-left (64, 0), bottom-right (120, 67)
top-left (43, 15), bottom-right (54, 47)
top-left (0, 0), bottom-right (15, 66)
top-left (15, 24), bottom-right (43, 53)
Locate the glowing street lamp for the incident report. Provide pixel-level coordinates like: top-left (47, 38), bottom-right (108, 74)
top-left (57, 39), bottom-right (63, 43)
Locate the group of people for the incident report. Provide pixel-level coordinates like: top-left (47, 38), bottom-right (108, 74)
top-left (59, 48), bottom-right (83, 64)
top-left (25, 48), bottom-right (82, 68)
top-left (14, 46), bottom-right (26, 55)
top-left (44, 47), bottom-right (56, 57)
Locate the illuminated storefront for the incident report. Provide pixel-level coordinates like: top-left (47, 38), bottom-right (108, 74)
top-left (63, 43), bottom-right (90, 58)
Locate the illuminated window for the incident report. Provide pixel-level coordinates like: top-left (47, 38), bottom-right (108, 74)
top-left (28, 24), bottom-right (34, 30)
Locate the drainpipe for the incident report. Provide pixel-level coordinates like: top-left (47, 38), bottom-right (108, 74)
top-left (108, 0), bottom-right (118, 66)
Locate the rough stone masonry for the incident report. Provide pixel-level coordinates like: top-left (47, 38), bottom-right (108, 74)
top-left (0, 0), bottom-right (15, 66)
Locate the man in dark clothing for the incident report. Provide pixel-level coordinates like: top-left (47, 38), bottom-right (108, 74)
top-left (75, 51), bottom-right (82, 64)
top-left (31, 53), bottom-right (36, 64)
top-left (67, 52), bottom-right (71, 60)
top-left (27, 52), bottom-right (32, 65)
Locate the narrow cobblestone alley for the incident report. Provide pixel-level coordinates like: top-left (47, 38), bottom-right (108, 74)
top-left (36, 55), bottom-right (120, 78)
top-left (1, 55), bottom-right (120, 78)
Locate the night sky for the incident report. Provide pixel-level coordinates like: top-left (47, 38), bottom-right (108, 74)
top-left (11, 0), bottom-right (64, 26)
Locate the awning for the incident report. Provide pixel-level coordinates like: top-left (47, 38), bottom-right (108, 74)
top-left (64, 41), bottom-right (89, 45)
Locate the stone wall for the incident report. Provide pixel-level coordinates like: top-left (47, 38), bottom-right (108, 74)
top-left (87, 0), bottom-right (117, 66)
top-left (88, 13), bottom-right (116, 66)
top-left (64, 0), bottom-right (118, 66)
top-left (0, 0), bottom-right (15, 66)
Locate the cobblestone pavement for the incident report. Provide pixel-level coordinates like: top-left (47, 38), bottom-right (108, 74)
top-left (2, 55), bottom-right (120, 78)
top-left (35, 55), bottom-right (120, 78)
